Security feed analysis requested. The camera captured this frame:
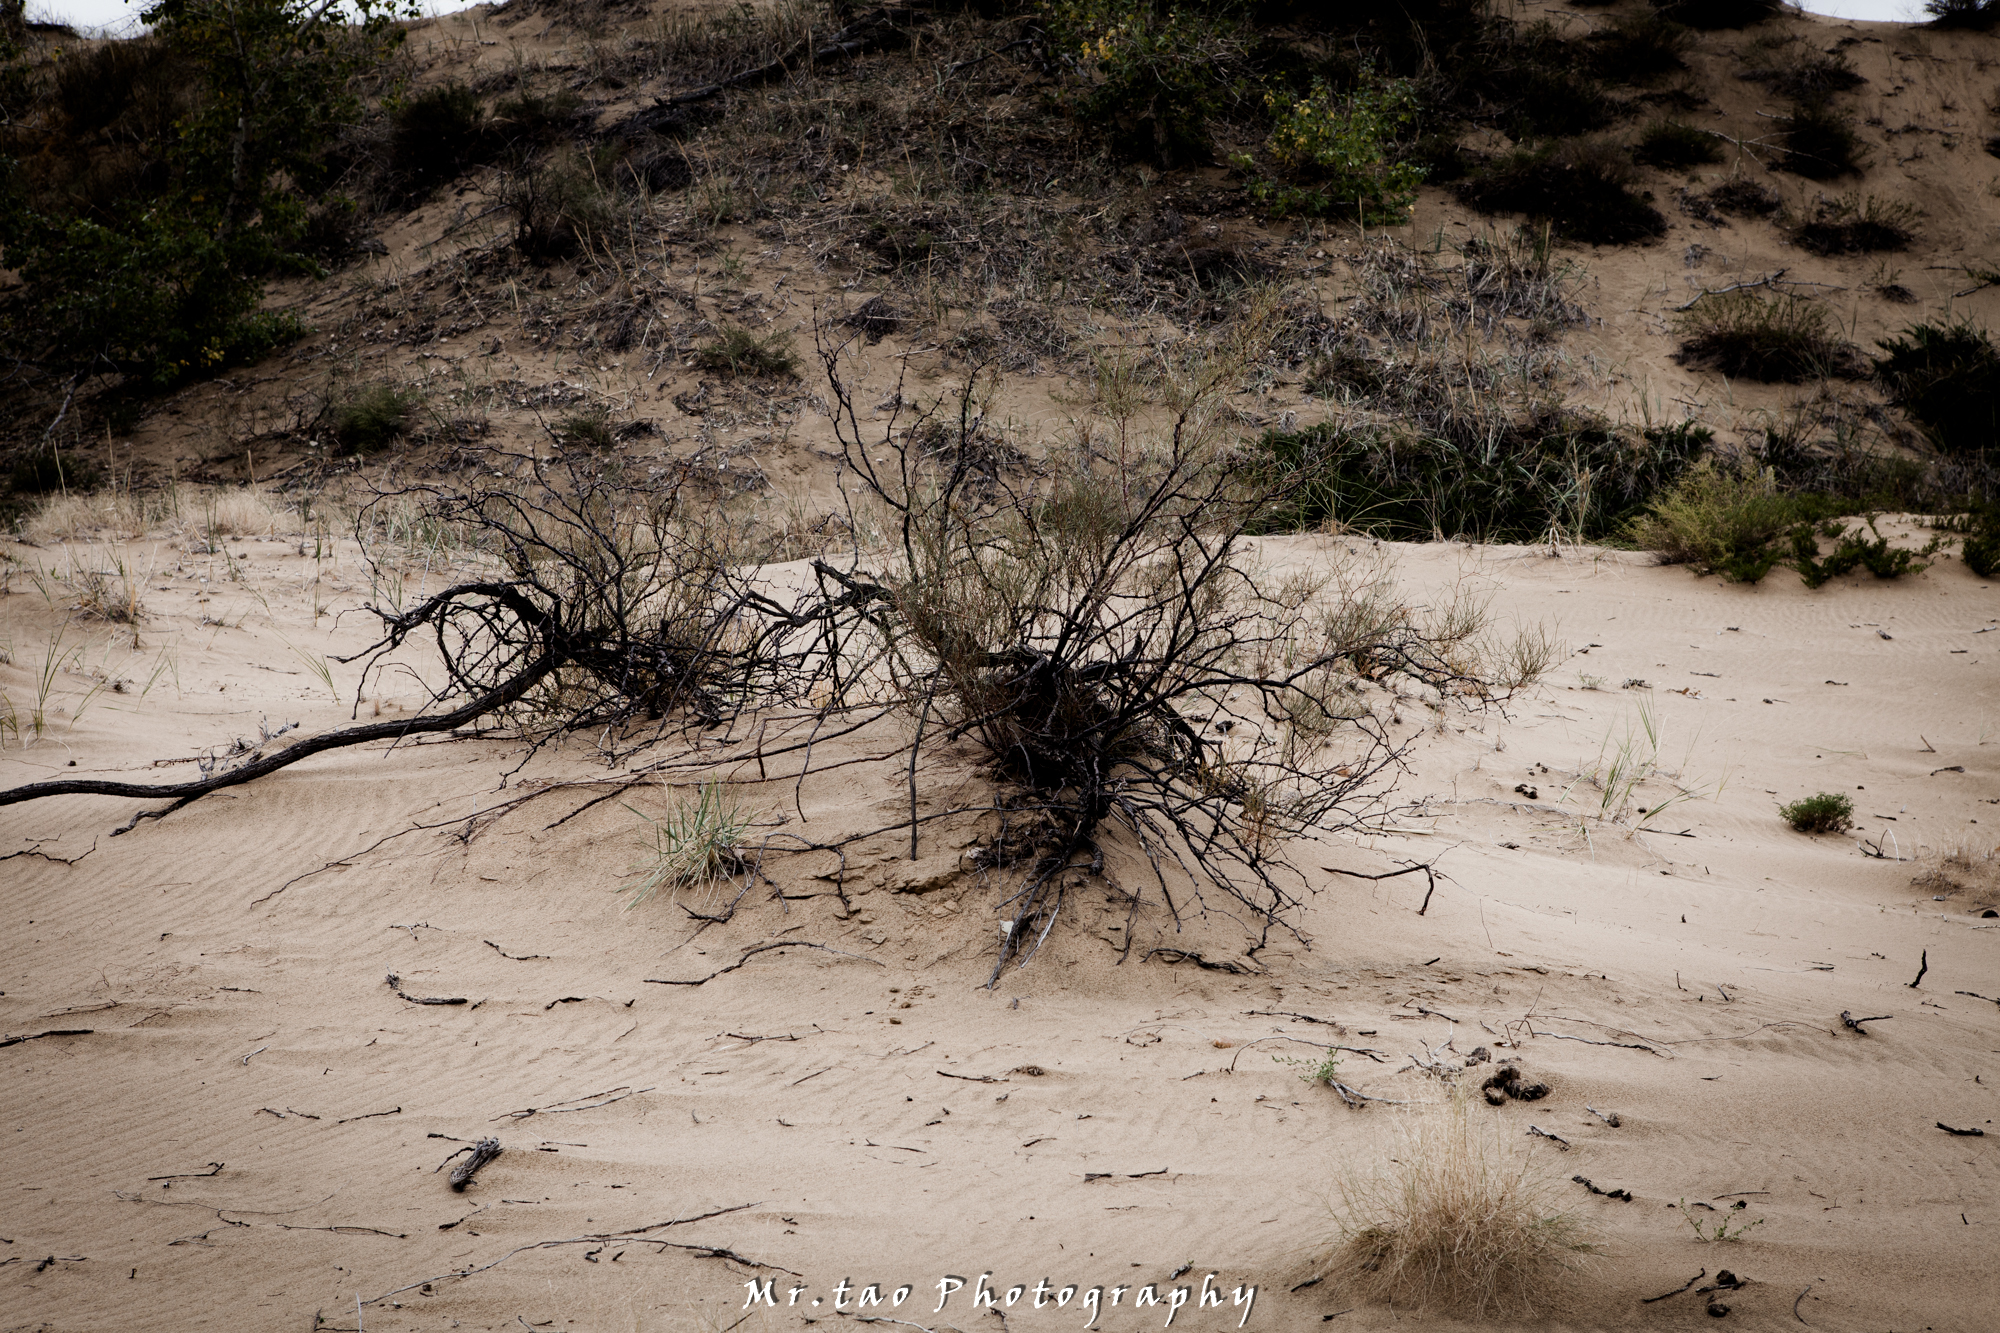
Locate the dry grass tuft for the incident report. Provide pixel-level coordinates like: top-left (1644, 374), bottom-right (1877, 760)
top-left (1323, 1094), bottom-right (1598, 1318)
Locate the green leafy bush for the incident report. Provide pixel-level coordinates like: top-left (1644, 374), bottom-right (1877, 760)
top-left (1875, 320), bottom-right (2000, 457)
top-left (1779, 791), bottom-right (1853, 834)
top-left (1962, 511), bottom-right (2000, 578)
top-left (1043, 0), bottom-right (1241, 165)
top-left (1238, 72), bottom-right (1425, 223)
top-left (1634, 120), bottom-right (1721, 168)
top-left (1674, 292), bottom-right (1858, 383)
top-left (552, 410), bottom-right (614, 451)
top-left (0, 0), bottom-right (405, 385)
top-left (1628, 460), bottom-right (1803, 582)
top-left (1457, 139), bottom-right (1666, 244)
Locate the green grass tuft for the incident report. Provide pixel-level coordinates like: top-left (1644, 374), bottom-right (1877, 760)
top-left (1780, 791), bottom-right (1854, 834)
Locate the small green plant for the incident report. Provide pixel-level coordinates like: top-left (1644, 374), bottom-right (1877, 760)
top-left (621, 778), bottom-right (754, 909)
top-left (1276, 1049), bottom-right (1342, 1086)
top-left (552, 411), bottom-right (615, 451)
top-left (1779, 791), bottom-right (1854, 834)
top-left (389, 81), bottom-right (489, 200)
top-left (1962, 511), bottom-right (2000, 578)
top-left (693, 327), bottom-right (800, 379)
top-left (1238, 72), bottom-right (1425, 224)
top-left (1634, 120), bottom-right (1722, 169)
top-left (332, 385), bottom-right (416, 455)
top-left (1676, 1198), bottom-right (1765, 1242)
top-left (1674, 291), bottom-right (1856, 383)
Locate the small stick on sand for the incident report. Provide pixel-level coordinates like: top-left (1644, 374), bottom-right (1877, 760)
top-left (1526, 1125), bottom-right (1570, 1150)
top-left (0, 1028), bottom-right (93, 1049)
top-left (1936, 1122), bottom-right (1985, 1137)
top-left (1840, 1010), bottom-right (1892, 1034)
top-left (644, 941), bottom-right (882, 987)
top-left (1328, 1081), bottom-right (1405, 1108)
top-left (1641, 1269), bottom-right (1705, 1303)
top-left (1794, 1283), bottom-right (1812, 1324)
top-left (449, 1139), bottom-right (502, 1191)
top-left (1586, 1105), bottom-right (1622, 1127)
top-left (1908, 950), bottom-right (1928, 989)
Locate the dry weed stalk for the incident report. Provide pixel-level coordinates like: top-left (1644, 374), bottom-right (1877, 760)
top-left (1325, 1093), bottom-right (1598, 1318)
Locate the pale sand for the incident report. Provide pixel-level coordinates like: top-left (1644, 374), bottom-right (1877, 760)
top-left (3, 523), bottom-right (1995, 1332)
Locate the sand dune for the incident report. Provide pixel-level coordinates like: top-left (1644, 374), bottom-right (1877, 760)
top-left (4, 519), bottom-right (1995, 1332)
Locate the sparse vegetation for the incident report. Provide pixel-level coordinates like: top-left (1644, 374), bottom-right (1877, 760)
top-left (1458, 139), bottom-right (1667, 244)
top-left (1779, 791), bottom-right (1855, 834)
top-left (1791, 194), bottom-right (1917, 255)
top-left (1925, 0), bottom-right (2000, 30)
top-left (622, 778), bottom-right (753, 910)
top-left (1325, 1093), bottom-right (1599, 1318)
top-left (1781, 98), bottom-right (1867, 179)
top-left (1591, 13), bottom-right (1693, 83)
top-left (1675, 291), bottom-right (1860, 382)
top-left (1239, 72), bottom-right (1426, 223)
top-left (1635, 120), bottom-right (1722, 168)
top-left (1651, 0), bottom-right (1782, 29)
top-left (1875, 320), bottom-right (2000, 457)
top-left (693, 327), bottom-right (800, 379)
top-left (1677, 1197), bottom-right (1766, 1241)
top-left (331, 385), bottom-right (417, 455)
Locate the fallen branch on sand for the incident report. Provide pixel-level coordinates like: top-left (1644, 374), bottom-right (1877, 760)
top-left (0, 1028), bottom-right (94, 1048)
top-left (1936, 1122), bottom-right (1985, 1137)
top-left (444, 1139), bottom-right (503, 1190)
top-left (361, 1202), bottom-right (777, 1306)
top-left (1327, 1081), bottom-right (1404, 1108)
top-left (492, 1086), bottom-right (655, 1122)
top-left (1641, 1269), bottom-right (1705, 1303)
top-left (645, 941), bottom-right (883, 986)
top-left (1840, 1010), bottom-right (1892, 1035)
top-left (1319, 859), bottom-right (1440, 915)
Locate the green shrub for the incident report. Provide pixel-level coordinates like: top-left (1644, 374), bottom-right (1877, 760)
top-left (552, 410), bottom-right (614, 451)
top-left (1043, 0), bottom-right (1240, 165)
top-left (332, 384), bottom-right (416, 455)
top-left (1745, 46), bottom-right (1865, 101)
top-left (1779, 791), bottom-right (1853, 834)
top-left (1590, 13), bottom-right (1692, 83)
top-left (1875, 320), bottom-right (2000, 457)
top-left (1781, 98), bottom-right (1866, 179)
top-left (1788, 519), bottom-right (1929, 588)
top-left (1963, 511), bottom-right (2000, 578)
top-left (693, 327), bottom-right (799, 378)
top-left (1252, 411), bottom-right (1702, 542)
top-left (1634, 120), bottom-right (1722, 168)
top-left (507, 156), bottom-right (621, 260)
top-left (1924, 0), bottom-right (2000, 29)
top-left (390, 82), bottom-right (488, 200)
top-left (1790, 194), bottom-right (1916, 256)
top-left (1674, 292), bottom-right (1857, 383)
top-left (1238, 72), bottom-right (1426, 223)
top-left (1628, 460), bottom-right (1802, 582)
top-left (8, 445), bottom-right (103, 493)
top-left (1702, 177), bottom-right (1779, 217)
top-left (1457, 138), bottom-right (1666, 244)
top-left (1650, 0), bottom-right (1782, 29)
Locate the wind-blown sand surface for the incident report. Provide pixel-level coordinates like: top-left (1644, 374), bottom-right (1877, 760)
top-left (3, 525), bottom-right (1996, 1332)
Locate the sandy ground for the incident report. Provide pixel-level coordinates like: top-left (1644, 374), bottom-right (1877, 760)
top-left (3, 517), bottom-right (1996, 1333)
